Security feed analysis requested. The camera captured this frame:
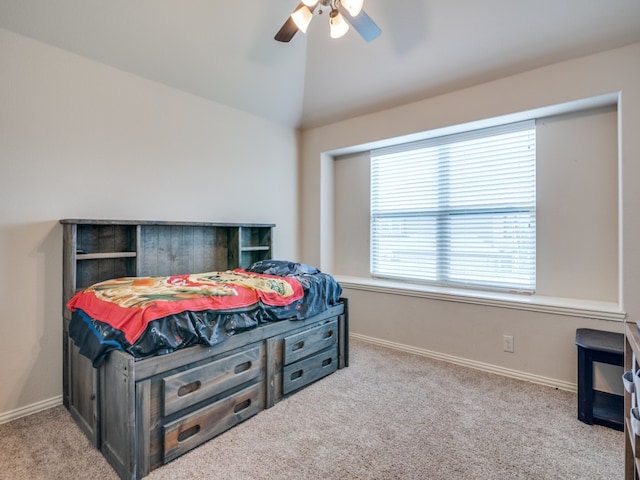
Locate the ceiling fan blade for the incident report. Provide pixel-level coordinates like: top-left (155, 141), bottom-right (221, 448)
top-left (275, 2), bottom-right (305, 42)
top-left (275, 16), bottom-right (298, 42)
top-left (338, 4), bottom-right (381, 42)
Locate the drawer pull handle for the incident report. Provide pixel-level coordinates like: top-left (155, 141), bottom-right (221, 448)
top-left (290, 369), bottom-right (304, 381)
top-left (177, 381), bottom-right (201, 397)
top-left (292, 341), bottom-right (305, 352)
top-left (234, 361), bottom-right (252, 374)
top-left (177, 424), bottom-right (200, 443)
top-left (234, 398), bottom-right (252, 413)
top-left (324, 330), bottom-right (334, 339)
top-left (322, 358), bottom-right (333, 367)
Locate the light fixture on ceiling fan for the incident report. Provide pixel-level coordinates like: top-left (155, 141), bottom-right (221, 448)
top-left (275, 0), bottom-right (381, 43)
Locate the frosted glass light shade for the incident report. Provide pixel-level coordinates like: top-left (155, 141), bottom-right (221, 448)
top-left (329, 10), bottom-right (349, 38)
top-left (341, 0), bottom-right (364, 16)
top-left (291, 6), bottom-right (313, 33)
top-left (302, 0), bottom-right (318, 6)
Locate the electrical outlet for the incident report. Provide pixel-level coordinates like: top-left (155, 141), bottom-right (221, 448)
top-left (503, 335), bottom-right (514, 353)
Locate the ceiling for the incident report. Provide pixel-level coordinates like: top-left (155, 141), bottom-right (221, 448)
top-left (1, 0), bottom-right (639, 130)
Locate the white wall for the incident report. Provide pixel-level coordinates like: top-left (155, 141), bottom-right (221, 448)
top-left (0, 28), bottom-right (300, 420)
top-left (536, 107), bottom-right (618, 300)
top-left (301, 43), bottom-right (640, 390)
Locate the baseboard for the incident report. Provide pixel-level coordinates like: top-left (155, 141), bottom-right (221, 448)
top-left (0, 337), bottom-right (576, 424)
top-left (0, 395), bottom-right (63, 425)
top-left (350, 333), bottom-right (577, 393)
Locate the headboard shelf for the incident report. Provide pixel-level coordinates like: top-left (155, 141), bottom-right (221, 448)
top-left (61, 219), bottom-right (274, 302)
top-left (60, 219), bottom-right (275, 228)
top-left (77, 252), bottom-right (137, 260)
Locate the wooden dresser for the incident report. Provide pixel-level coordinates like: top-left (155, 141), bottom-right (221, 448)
top-left (625, 322), bottom-right (640, 479)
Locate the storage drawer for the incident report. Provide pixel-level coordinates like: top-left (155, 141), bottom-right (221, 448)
top-left (163, 382), bottom-right (263, 463)
top-left (283, 319), bottom-right (337, 366)
top-left (282, 348), bottom-right (338, 395)
top-left (162, 345), bottom-right (262, 416)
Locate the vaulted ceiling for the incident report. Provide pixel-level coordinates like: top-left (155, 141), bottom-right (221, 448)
top-left (1, 0), bottom-right (639, 129)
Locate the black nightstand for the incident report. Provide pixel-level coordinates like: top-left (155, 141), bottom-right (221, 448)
top-left (575, 328), bottom-right (624, 431)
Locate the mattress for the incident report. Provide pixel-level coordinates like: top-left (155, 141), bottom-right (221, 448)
top-left (67, 260), bottom-right (342, 366)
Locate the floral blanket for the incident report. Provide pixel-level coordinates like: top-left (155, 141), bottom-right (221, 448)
top-left (67, 269), bottom-right (303, 344)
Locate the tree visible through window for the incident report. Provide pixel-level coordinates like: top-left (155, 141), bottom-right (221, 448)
top-left (370, 120), bottom-right (536, 292)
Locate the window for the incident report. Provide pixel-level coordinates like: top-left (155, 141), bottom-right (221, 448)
top-left (370, 120), bottom-right (536, 292)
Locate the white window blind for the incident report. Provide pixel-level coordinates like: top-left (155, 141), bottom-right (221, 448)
top-left (370, 120), bottom-right (536, 292)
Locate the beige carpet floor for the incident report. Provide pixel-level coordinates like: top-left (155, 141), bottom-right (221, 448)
top-left (0, 339), bottom-right (623, 479)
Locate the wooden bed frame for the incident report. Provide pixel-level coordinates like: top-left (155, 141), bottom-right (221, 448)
top-left (61, 219), bottom-right (349, 480)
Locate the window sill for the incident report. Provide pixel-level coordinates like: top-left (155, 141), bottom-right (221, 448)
top-left (334, 275), bottom-right (626, 322)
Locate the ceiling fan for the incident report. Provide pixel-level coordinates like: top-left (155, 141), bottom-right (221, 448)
top-left (275, 0), bottom-right (381, 42)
